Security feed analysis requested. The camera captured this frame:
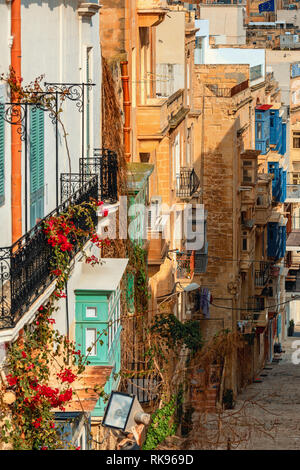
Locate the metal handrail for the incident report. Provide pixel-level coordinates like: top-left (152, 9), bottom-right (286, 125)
top-left (0, 176), bottom-right (98, 330)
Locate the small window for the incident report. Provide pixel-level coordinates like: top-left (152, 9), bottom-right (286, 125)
top-left (242, 160), bottom-right (255, 183)
top-left (257, 122), bottom-right (263, 139)
top-left (86, 306), bottom-right (97, 318)
top-left (85, 328), bottom-right (97, 356)
top-left (293, 172), bottom-right (300, 184)
top-left (242, 237), bottom-right (248, 251)
top-left (257, 196), bottom-right (263, 206)
top-left (293, 132), bottom-right (300, 148)
top-left (140, 152), bottom-right (150, 163)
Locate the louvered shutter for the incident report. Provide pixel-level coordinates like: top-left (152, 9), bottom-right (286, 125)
top-left (0, 102), bottom-right (4, 206)
top-left (30, 107), bottom-right (44, 227)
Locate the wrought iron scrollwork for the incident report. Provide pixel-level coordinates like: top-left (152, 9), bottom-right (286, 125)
top-left (0, 247), bottom-right (12, 328)
top-left (1, 103), bottom-right (27, 141)
top-left (60, 172), bottom-right (97, 203)
top-left (0, 176), bottom-right (99, 330)
top-left (44, 82), bottom-right (95, 113)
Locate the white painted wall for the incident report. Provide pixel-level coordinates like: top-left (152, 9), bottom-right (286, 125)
top-left (199, 5), bottom-right (246, 45)
top-left (0, 83), bottom-right (11, 249)
top-left (290, 299), bottom-right (300, 325)
top-left (194, 19), bottom-right (209, 65)
top-left (0, 0), bottom-right (102, 245)
top-left (205, 48), bottom-right (266, 87)
top-left (156, 10), bottom-right (185, 96)
top-left (195, 19), bottom-right (265, 87)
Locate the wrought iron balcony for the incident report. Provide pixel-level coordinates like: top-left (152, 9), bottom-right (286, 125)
top-left (176, 168), bottom-right (200, 199)
top-left (176, 251), bottom-right (194, 280)
top-left (254, 261), bottom-right (271, 288)
top-left (247, 296), bottom-right (265, 313)
top-left (0, 176), bottom-right (98, 330)
top-left (80, 148), bottom-right (118, 204)
top-left (206, 80), bottom-right (249, 98)
top-left (60, 173), bottom-right (96, 203)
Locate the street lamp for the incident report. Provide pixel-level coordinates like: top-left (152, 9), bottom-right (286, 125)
top-left (102, 391), bottom-right (150, 433)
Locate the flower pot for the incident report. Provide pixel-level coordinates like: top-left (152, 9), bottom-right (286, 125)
top-left (288, 326), bottom-right (294, 337)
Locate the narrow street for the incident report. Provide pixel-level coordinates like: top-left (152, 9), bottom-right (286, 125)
top-left (234, 326), bottom-right (300, 450)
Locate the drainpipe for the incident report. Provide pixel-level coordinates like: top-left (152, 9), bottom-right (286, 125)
top-left (120, 61), bottom-right (131, 163)
top-left (11, 0), bottom-right (22, 242)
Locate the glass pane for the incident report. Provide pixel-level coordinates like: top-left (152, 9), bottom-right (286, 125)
top-left (86, 328), bottom-right (97, 356)
top-left (257, 122), bottom-right (262, 139)
top-left (86, 306), bottom-right (97, 318)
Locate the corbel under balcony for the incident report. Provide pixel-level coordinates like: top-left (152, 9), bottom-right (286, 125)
top-left (78, 2), bottom-right (102, 18)
top-left (137, 0), bottom-right (168, 27)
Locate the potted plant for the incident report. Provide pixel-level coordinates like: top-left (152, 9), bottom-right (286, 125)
top-left (288, 319), bottom-right (295, 337)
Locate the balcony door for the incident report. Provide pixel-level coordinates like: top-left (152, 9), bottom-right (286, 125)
top-left (30, 107), bottom-right (44, 228)
top-left (173, 133), bottom-right (181, 191)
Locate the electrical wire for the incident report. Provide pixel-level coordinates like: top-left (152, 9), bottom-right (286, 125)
top-left (211, 296), bottom-right (300, 312)
top-left (166, 249), bottom-right (282, 264)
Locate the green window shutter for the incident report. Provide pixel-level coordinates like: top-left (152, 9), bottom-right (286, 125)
top-left (30, 108), bottom-right (38, 193)
top-left (37, 108), bottom-right (44, 191)
top-left (0, 102), bottom-right (4, 206)
top-left (30, 107), bottom-right (44, 227)
top-left (126, 272), bottom-right (135, 314)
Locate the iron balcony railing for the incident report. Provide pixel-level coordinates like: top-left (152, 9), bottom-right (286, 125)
top-left (80, 148), bottom-right (118, 204)
top-left (247, 296), bottom-right (265, 313)
top-left (0, 176), bottom-right (98, 330)
top-left (60, 173), bottom-right (96, 203)
top-left (176, 167), bottom-right (200, 199)
top-left (176, 251), bottom-right (195, 280)
top-left (254, 261), bottom-right (271, 288)
top-left (126, 360), bottom-right (160, 404)
top-left (206, 80), bottom-right (249, 98)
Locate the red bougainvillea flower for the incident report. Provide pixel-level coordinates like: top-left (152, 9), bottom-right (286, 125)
top-left (6, 374), bottom-right (18, 386)
top-left (41, 446), bottom-right (48, 450)
top-left (58, 388), bottom-right (73, 403)
top-left (72, 350), bottom-right (81, 356)
top-left (57, 368), bottom-right (77, 384)
top-left (103, 209), bottom-right (108, 217)
top-left (85, 255), bottom-right (100, 266)
top-left (54, 291), bottom-right (67, 299)
top-left (33, 417), bottom-right (42, 428)
top-left (51, 268), bottom-right (62, 276)
top-left (21, 351), bottom-right (27, 358)
top-left (47, 318), bottom-right (56, 325)
top-left (38, 305), bottom-right (44, 312)
top-left (96, 201), bottom-right (104, 207)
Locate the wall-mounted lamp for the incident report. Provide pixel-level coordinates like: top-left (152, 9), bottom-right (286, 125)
top-left (102, 392), bottom-right (150, 433)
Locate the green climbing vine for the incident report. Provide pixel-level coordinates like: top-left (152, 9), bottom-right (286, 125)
top-left (142, 394), bottom-right (182, 450)
top-left (130, 244), bottom-right (149, 313)
top-left (151, 313), bottom-right (203, 355)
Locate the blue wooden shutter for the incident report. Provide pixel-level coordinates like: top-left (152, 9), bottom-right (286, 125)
top-left (0, 102), bottom-right (4, 206)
